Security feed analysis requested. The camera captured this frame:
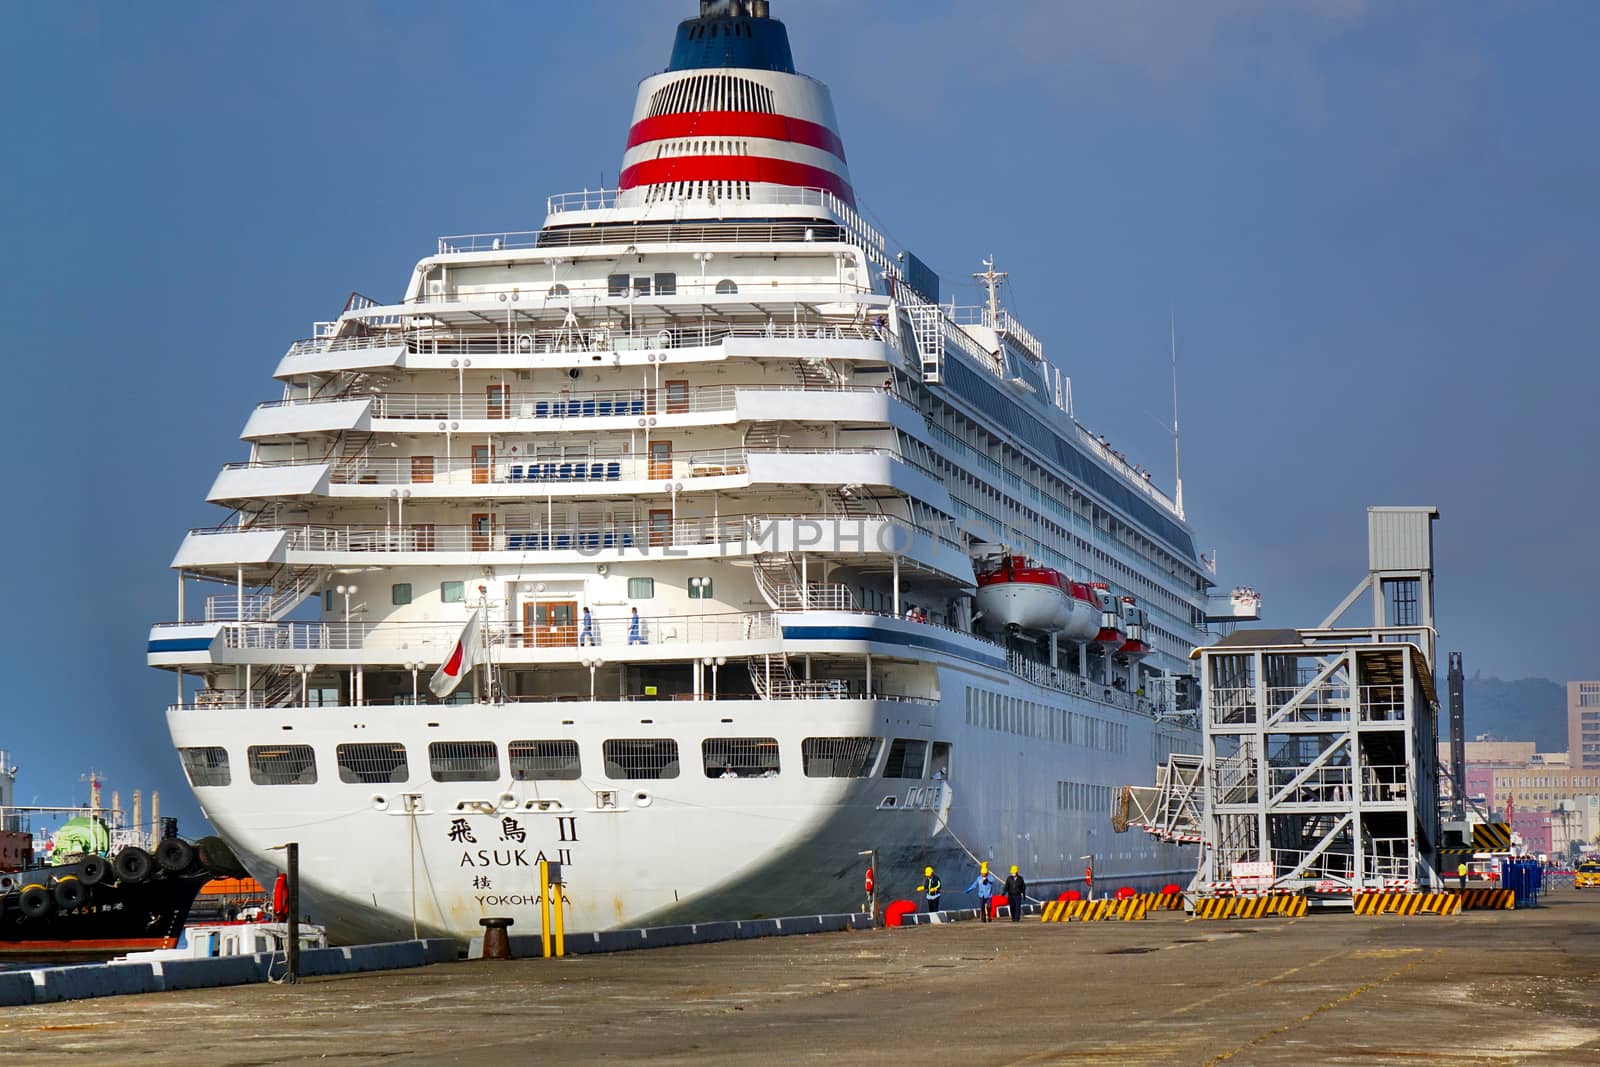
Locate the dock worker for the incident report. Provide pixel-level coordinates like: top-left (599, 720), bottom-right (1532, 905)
top-left (915, 866), bottom-right (942, 912)
top-left (1458, 861), bottom-right (1468, 890)
top-left (965, 862), bottom-right (997, 922)
top-left (1003, 865), bottom-right (1027, 922)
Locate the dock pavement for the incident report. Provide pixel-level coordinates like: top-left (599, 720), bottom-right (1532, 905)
top-left (3, 894), bottom-right (1598, 1065)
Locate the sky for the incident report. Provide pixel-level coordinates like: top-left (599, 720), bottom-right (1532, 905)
top-left (2, 0), bottom-right (1596, 831)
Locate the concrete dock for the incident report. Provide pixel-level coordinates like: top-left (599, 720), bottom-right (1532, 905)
top-left (4, 895), bottom-right (1599, 1065)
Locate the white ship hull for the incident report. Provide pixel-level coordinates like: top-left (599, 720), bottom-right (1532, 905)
top-left (170, 660), bottom-right (1194, 944)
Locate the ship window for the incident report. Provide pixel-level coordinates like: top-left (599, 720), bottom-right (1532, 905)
top-left (628, 577), bottom-right (655, 599)
top-left (602, 738), bottom-right (680, 780)
top-left (548, 283), bottom-right (569, 300)
top-left (391, 583), bottom-right (412, 606)
top-left (324, 590), bottom-right (336, 611)
top-left (703, 737), bottom-right (779, 778)
top-left (607, 274), bottom-right (629, 297)
top-left (247, 745), bottom-right (318, 786)
top-left (633, 276), bottom-right (652, 297)
top-left (654, 272), bottom-right (677, 296)
top-left (429, 741), bottom-right (499, 782)
top-left (715, 279), bottom-right (738, 295)
top-left (337, 742), bottom-right (409, 784)
top-left (882, 738), bottom-right (927, 779)
top-left (687, 576), bottom-right (713, 599)
top-left (179, 746), bottom-right (230, 788)
top-left (441, 581), bottom-right (465, 603)
top-left (509, 739), bottom-right (582, 781)
top-left (802, 737), bottom-right (882, 778)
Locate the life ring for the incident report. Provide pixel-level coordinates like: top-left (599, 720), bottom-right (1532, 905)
top-left (53, 876), bottom-right (89, 910)
top-left (156, 838), bottom-right (196, 874)
top-left (19, 884), bottom-right (53, 918)
top-left (1114, 886), bottom-right (1136, 899)
top-left (113, 846), bottom-right (154, 884)
top-left (1058, 890), bottom-right (1082, 902)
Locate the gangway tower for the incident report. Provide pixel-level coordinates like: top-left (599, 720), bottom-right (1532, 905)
top-left (1192, 507), bottom-right (1442, 900)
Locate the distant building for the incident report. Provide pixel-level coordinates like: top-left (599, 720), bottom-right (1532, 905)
top-left (1552, 797), bottom-right (1600, 856)
top-left (1491, 766), bottom-right (1600, 813)
top-left (1511, 810), bottom-right (1554, 856)
top-left (1570, 682), bottom-right (1600, 773)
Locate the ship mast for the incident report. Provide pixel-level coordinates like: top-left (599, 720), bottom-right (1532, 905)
top-left (973, 256), bottom-right (1008, 328)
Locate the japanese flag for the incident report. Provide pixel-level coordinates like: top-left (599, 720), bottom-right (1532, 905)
top-left (429, 609), bottom-right (482, 699)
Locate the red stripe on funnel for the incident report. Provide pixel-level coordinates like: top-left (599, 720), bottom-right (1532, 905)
top-left (619, 156), bottom-right (854, 207)
top-left (626, 111), bottom-right (846, 163)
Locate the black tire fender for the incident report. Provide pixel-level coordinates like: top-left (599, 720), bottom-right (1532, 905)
top-left (53, 875), bottom-right (88, 911)
top-left (155, 838), bottom-right (196, 874)
top-left (78, 855), bottom-right (109, 886)
top-left (113, 846), bottom-right (154, 884)
top-left (19, 884), bottom-right (53, 918)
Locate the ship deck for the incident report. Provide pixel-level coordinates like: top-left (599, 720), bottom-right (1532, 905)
top-left (7, 894), bottom-right (1599, 1063)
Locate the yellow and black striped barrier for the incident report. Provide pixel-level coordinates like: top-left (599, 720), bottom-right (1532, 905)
top-left (1473, 823), bottom-right (1512, 851)
top-left (1132, 891), bottom-right (1185, 912)
top-left (1352, 892), bottom-right (1461, 916)
top-left (1191, 895), bottom-right (1307, 920)
top-left (1452, 887), bottom-right (1514, 910)
top-left (1039, 897), bottom-right (1149, 922)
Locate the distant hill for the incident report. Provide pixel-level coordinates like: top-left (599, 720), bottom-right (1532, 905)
top-left (1442, 675), bottom-right (1568, 752)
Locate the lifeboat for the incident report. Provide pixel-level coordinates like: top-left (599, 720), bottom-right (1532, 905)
top-left (975, 556), bottom-right (1099, 639)
top-left (1086, 584), bottom-right (1125, 648)
top-left (1118, 596), bottom-right (1151, 659)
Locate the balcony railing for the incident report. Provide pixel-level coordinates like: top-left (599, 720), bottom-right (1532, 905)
top-left (199, 513), bottom-right (927, 558)
top-left (214, 611), bottom-right (780, 654)
top-left (257, 383), bottom-right (888, 423)
top-left (225, 446), bottom-right (903, 489)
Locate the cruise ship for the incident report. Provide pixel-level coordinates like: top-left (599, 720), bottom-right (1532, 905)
top-left (148, 0), bottom-right (1225, 944)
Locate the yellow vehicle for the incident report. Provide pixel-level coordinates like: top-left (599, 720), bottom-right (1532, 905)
top-left (1576, 861), bottom-right (1600, 889)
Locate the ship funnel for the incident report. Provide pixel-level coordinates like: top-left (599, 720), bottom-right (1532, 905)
top-left (620, 0), bottom-right (854, 208)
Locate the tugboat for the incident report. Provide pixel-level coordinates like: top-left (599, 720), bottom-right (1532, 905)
top-left (0, 752), bottom-right (232, 959)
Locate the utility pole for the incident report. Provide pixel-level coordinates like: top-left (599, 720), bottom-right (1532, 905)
top-left (1448, 652), bottom-right (1466, 820)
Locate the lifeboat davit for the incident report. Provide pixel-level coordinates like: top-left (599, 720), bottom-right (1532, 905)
top-left (1087, 584), bottom-right (1125, 649)
top-left (975, 556), bottom-right (1099, 639)
top-left (1118, 596), bottom-right (1151, 659)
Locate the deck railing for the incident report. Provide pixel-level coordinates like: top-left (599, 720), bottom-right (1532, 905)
top-left (256, 382), bottom-right (888, 422)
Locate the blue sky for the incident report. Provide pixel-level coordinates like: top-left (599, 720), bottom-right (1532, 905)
top-left (2, 0), bottom-right (1596, 829)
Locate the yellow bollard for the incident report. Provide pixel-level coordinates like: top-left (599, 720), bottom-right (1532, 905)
top-left (551, 872), bottom-right (566, 958)
top-left (539, 859), bottom-right (553, 959)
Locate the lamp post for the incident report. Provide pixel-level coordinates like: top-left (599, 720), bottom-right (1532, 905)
top-left (580, 653), bottom-right (604, 702)
top-left (451, 358), bottom-right (471, 411)
top-left (406, 661), bottom-right (423, 705)
top-left (702, 655), bottom-right (726, 700)
top-left (690, 576), bottom-right (709, 639)
top-left (336, 584), bottom-right (359, 704)
top-left (335, 585), bottom-right (358, 627)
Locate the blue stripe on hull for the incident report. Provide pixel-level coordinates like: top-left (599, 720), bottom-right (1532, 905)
top-left (780, 624), bottom-right (1007, 668)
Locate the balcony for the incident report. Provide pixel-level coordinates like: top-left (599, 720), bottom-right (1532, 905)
top-left (309, 446), bottom-right (920, 493)
top-left (251, 382), bottom-right (895, 427)
top-left (182, 513), bottom-right (936, 563)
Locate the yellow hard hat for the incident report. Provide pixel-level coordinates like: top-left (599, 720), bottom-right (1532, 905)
top-left (980, 862), bottom-right (988, 874)
top-left (1010, 865), bottom-right (1019, 875)
top-left (924, 866), bottom-right (934, 877)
